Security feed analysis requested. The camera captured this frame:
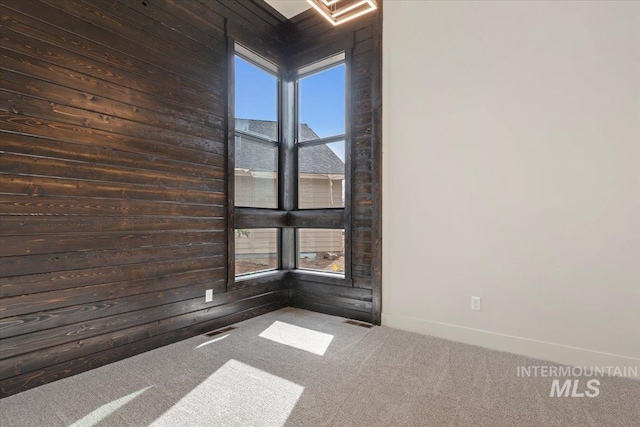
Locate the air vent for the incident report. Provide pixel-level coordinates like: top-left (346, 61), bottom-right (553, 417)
top-left (204, 326), bottom-right (237, 337)
top-left (343, 319), bottom-right (373, 328)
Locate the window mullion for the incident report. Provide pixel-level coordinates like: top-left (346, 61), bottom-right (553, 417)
top-left (280, 73), bottom-right (296, 271)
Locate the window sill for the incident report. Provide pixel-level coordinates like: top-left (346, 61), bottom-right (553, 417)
top-left (289, 270), bottom-right (352, 287)
top-left (229, 269), bottom-right (353, 290)
top-left (229, 269), bottom-right (287, 290)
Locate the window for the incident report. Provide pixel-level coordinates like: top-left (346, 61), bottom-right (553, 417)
top-left (234, 50), bottom-right (279, 209)
top-left (298, 141), bottom-right (345, 209)
top-left (298, 229), bottom-right (345, 274)
top-left (232, 45), bottom-right (281, 280)
top-left (298, 63), bottom-right (345, 141)
top-left (294, 55), bottom-right (348, 277)
top-left (234, 54), bottom-right (277, 139)
top-left (235, 228), bottom-right (279, 276)
top-left (297, 59), bottom-right (346, 210)
top-left (235, 136), bottom-right (278, 208)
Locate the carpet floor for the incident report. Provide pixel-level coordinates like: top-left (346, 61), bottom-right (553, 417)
top-left (1, 307), bottom-right (638, 427)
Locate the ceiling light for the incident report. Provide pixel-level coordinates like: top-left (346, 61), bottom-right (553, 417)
top-left (307, 0), bottom-right (377, 26)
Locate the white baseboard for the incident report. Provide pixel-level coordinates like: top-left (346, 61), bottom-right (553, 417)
top-left (381, 312), bottom-right (640, 379)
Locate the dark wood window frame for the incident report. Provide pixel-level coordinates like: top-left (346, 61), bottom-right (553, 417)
top-left (292, 52), bottom-right (352, 281)
top-left (228, 40), bottom-right (354, 289)
top-left (228, 41), bottom-right (284, 289)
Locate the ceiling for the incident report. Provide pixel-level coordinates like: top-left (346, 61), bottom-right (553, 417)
top-left (264, 0), bottom-right (311, 19)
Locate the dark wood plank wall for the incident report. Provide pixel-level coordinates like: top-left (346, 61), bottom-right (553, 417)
top-left (0, 0), bottom-right (382, 398)
top-left (287, 7), bottom-right (382, 325)
top-left (0, 0), bottom-right (289, 398)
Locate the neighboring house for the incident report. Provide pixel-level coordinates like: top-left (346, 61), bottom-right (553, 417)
top-left (235, 119), bottom-right (344, 258)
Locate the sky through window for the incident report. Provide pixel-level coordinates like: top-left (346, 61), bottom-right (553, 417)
top-left (235, 57), bottom-right (345, 161)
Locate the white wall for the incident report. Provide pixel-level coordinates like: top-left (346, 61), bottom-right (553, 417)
top-left (382, 0), bottom-right (640, 374)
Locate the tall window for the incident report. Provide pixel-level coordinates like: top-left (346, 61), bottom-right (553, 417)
top-left (231, 46), bottom-right (349, 281)
top-left (233, 46), bottom-right (280, 277)
top-left (295, 54), bottom-right (347, 276)
top-left (297, 62), bottom-right (346, 209)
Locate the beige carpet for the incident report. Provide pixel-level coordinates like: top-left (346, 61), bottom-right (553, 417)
top-left (1, 307), bottom-right (638, 427)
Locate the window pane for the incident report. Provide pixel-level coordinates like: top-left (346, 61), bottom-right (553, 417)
top-left (235, 228), bottom-right (278, 276)
top-left (235, 136), bottom-right (277, 208)
top-left (298, 141), bottom-right (345, 209)
top-left (235, 55), bottom-right (278, 141)
top-left (299, 63), bottom-right (345, 142)
top-left (298, 229), bottom-right (345, 274)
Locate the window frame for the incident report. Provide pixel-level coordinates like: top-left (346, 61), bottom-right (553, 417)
top-left (229, 42), bottom-right (285, 288)
top-left (292, 53), bottom-right (350, 278)
top-left (290, 49), bottom-right (353, 286)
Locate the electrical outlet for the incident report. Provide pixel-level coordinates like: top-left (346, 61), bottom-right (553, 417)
top-left (205, 289), bottom-right (213, 303)
top-left (471, 296), bottom-right (481, 311)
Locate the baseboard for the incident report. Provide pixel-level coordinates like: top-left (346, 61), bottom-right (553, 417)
top-left (381, 312), bottom-right (640, 379)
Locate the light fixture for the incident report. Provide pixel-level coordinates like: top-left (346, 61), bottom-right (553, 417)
top-left (307, 0), bottom-right (377, 26)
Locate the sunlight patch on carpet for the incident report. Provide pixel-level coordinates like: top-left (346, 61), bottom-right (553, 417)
top-left (69, 386), bottom-right (152, 427)
top-left (150, 359), bottom-right (303, 427)
top-left (259, 320), bottom-right (334, 355)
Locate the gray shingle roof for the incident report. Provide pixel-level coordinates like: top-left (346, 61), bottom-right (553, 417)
top-left (235, 119), bottom-right (344, 175)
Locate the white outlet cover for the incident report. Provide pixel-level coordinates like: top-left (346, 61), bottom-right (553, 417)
top-left (205, 289), bottom-right (213, 302)
top-left (471, 297), bottom-right (481, 311)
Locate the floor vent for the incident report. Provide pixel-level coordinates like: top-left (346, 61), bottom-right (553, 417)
top-left (343, 319), bottom-right (374, 328)
top-left (204, 326), bottom-right (237, 337)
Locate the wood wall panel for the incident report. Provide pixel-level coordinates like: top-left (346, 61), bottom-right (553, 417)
top-left (290, 279), bottom-right (372, 323)
top-left (0, 0), bottom-right (288, 397)
top-left (0, 0), bottom-right (381, 398)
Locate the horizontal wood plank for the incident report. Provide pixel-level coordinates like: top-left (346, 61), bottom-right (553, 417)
top-left (1, 257), bottom-right (221, 298)
top-left (0, 230), bottom-right (224, 257)
top-left (1, 243), bottom-right (225, 277)
top-left (0, 174), bottom-right (225, 205)
top-left (0, 132), bottom-right (224, 180)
